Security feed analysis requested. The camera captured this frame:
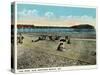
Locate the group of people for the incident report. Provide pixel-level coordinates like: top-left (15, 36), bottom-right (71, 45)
top-left (32, 35), bottom-right (61, 42)
top-left (17, 33), bottom-right (71, 52)
top-left (32, 34), bottom-right (71, 52)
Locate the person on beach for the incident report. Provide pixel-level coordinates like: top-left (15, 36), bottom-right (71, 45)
top-left (17, 33), bottom-right (24, 44)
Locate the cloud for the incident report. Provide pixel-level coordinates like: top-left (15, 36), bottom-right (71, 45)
top-left (27, 9), bottom-right (39, 17)
top-left (17, 9), bottom-right (39, 20)
top-left (44, 12), bottom-right (55, 19)
top-left (80, 15), bottom-right (95, 21)
top-left (60, 15), bottom-right (95, 22)
top-left (18, 9), bottom-right (26, 16)
top-left (59, 15), bottom-right (96, 27)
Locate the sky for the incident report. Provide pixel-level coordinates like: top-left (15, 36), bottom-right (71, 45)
top-left (17, 4), bottom-right (96, 27)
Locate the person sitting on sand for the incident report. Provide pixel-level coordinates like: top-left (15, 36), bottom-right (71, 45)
top-left (57, 42), bottom-right (66, 51)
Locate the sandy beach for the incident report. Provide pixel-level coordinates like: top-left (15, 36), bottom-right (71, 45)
top-left (17, 33), bottom-right (96, 69)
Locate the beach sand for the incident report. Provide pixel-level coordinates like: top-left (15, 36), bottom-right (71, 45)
top-left (17, 33), bottom-right (96, 69)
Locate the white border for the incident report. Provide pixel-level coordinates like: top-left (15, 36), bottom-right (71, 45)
top-left (13, 1), bottom-right (97, 73)
top-left (15, 2), bottom-right (17, 72)
top-left (14, 1), bottom-right (97, 8)
top-left (16, 65), bottom-right (96, 74)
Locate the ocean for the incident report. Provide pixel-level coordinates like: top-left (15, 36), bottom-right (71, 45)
top-left (17, 28), bottom-right (96, 39)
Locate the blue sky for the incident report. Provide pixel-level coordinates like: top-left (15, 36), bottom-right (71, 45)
top-left (16, 4), bottom-right (96, 27)
top-left (17, 4), bottom-right (96, 18)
